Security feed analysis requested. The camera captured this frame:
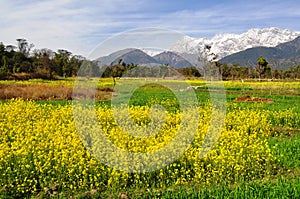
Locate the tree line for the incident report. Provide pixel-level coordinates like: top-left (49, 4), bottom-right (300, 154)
top-left (0, 39), bottom-right (299, 80)
top-left (198, 45), bottom-right (300, 80)
top-left (0, 39), bottom-right (84, 79)
top-left (210, 57), bottom-right (300, 80)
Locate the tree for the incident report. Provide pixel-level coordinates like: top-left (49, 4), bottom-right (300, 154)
top-left (0, 43), bottom-right (10, 78)
top-left (256, 56), bottom-right (271, 80)
top-left (12, 51), bottom-right (28, 73)
top-left (177, 67), bottom-right (201, 77)
top-left (198, 45), bottom-right (220, 80)
top-left (33, 48), bottom-right (55, 79)
top-left (272, 69), bottom-right (281, 79)
top-left (290, 65), bottom-right (300, 79)
top-left (68, 55), bottom-right (83, 77)
top-left (16, 38), bottom-right (34, 57)
top-left (0, 42), bottom-right (5, 54)
top-left (229, 64), bottom-right (239, 80)
top-left (5, 45), bottom-right (16, 52)
top-left (54, 49), bottom-right (72, 77)
top-left (79, 60), bottom-right (100, 77)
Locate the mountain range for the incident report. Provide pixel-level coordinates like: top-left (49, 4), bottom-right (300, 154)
top-left (170, 27), bottom-right (300, 62)
top-left (220, 36), bottom-right (300, 69)
top-left (97, 49), bottom-right (194, 68)
top-left (96, 27), bottom-right (300, 69)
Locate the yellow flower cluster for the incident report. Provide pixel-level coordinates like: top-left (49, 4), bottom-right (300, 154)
top-left (0, 99), bottom-right (279, 195)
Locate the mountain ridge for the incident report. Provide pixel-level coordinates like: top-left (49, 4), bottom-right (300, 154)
top-left (170, 27), bottom-right (300, 64)
top-left (153, 51), bottom-right (193, 68)
top-left (96, 48), bottom-right (193, 68)
top-left (96, 27), bottom-right (300, 69)
top-left (220, 36), bottom-right (300, 69)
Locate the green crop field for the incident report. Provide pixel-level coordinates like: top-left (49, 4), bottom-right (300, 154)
top-left (0, 78), bottom-right (299, 198)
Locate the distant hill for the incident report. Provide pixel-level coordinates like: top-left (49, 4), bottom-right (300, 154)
top-left (97, 48), bottom-right (158, 66)
top-left (153, 51), bottom-right (193, 68)
top-left (96, 48), bottom-right (193, 68)
top-left (110, 49), bottom-right (159, 66)
top-left (220, 36), bottom-right (300, 69)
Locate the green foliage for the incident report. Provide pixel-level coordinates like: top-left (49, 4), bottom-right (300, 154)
top-left (257, 56), bottom-right (271, 79)
top-left (177, 67), bottom-right (201, 77)
top-left (0, 40), bottom-right (84, 80)
top-left (269, 134), bottom-right (300, 169)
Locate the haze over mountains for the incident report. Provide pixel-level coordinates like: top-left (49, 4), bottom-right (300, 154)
top-left (96, 27), bottom-right (300, 69)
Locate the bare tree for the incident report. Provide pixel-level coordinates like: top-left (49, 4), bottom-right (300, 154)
top-left (198, 45), bottom-right (220, 81)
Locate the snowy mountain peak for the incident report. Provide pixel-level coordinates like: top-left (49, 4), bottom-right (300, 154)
top-left (139, 47), bottom-right (164, 56)
top-left (170, 27), bottom-right (300, 61)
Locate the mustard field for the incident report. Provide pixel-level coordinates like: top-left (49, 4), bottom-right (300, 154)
top-left (0, 79), bottom-right (299, 198)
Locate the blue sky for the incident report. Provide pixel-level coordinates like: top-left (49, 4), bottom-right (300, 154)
top-left (1, 0), bottom-right (300, 57)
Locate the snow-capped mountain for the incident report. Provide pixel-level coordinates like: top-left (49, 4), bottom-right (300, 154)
top-left (220, 35), bottom-right (300, 69)
top-left (139, 47), bottom-right (164, 56)
top-left (170, 27), bottom-right (300, 61)
top-left (97, 27), bottom-right (300, 68)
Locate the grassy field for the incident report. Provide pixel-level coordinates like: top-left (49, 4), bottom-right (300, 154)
top-left (0, 78), bottom-right (299, 198)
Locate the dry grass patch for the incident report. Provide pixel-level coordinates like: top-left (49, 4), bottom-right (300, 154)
top-left (0, 84), bottom-right (114, 101)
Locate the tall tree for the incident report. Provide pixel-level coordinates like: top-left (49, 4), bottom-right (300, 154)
top-left (16, 38), bottom-right (34, 57)
top-left (198, 45), bottom-right (219, 80)
top-left (0, 42), bottom-right (5, 54)
top-left (256, 56), bottom-right (271, 80)
top-left (35, 48), bottom-right (55, 79)
top-left (54, 49), bottom-right (72, 77)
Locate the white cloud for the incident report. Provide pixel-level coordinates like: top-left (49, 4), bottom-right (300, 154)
top-left (1, 0), bottom-right (299, 57)
top-left (0, 0), bottom-right (92, 54)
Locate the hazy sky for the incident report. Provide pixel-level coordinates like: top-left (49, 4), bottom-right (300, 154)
top-left (1, 0), bottom-right (300, 57)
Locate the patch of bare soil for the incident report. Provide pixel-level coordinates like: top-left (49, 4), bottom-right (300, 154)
top-left (235, 95), bottom-right (274, 104)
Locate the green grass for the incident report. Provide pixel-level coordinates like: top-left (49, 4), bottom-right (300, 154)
top-left (25, 178), bottom-right (300, 198)
top-left (134, 178), bottom-right (300, 199)
top-left (269, 134), bottom-right (300, 170)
